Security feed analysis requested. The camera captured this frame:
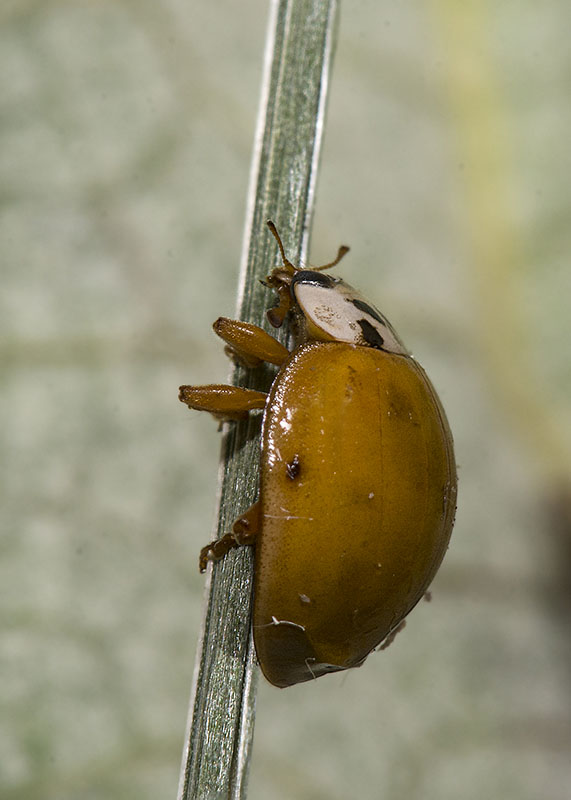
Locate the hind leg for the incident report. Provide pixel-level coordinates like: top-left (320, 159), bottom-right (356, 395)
top-left (199, 501), bottom-right (261, 572)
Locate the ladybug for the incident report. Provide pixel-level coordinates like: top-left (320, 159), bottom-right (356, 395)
top-left (179, 221), bottom-right (457, 688)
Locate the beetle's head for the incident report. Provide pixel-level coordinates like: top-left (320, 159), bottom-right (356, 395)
top-left (263, 220), bottom-right (407, 354)
top-left (263, 220), bottom-right (349, 329)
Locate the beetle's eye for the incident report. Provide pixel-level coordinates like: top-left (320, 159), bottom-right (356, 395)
top-left (291, 270), bottom-right (337, 291)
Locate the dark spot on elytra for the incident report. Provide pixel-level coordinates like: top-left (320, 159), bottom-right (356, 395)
top-left (286, 454), bottom-right (301, 480)
top-left (350, 298), bottom-right (387, 325)
top-left (357, 318), bottom-right (385, 350)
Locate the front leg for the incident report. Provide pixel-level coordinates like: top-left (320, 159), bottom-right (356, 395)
top-left (213, 317), bottom-right (290, 368)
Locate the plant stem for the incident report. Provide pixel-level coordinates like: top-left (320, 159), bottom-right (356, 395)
top-left (177, 2), bottom-right (340, 797)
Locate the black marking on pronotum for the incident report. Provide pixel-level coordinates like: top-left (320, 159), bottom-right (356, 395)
top-left (286, 454), bottom-right (301, 480)
top-left (291, 270), bottom-right (335, 289)
top-left (350, 298), bottom-right (387, 326)
top-left (357, 318), bottom-right (385, 350)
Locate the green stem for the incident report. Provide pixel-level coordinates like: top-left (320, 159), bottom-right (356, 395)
top-left (177, 1), bottom-right (340, 797)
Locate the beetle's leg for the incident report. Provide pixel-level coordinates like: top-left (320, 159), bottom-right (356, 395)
top-left (213, 317), bottom-right (290, 368)
top-left (378, 620), bottom-right (407, 651)
top-left (265, 284), bottom-right (293, 329)
top-left (179, 384), bottom-right (267, 422)
top-left (199, 500), bottom-right (261, 572)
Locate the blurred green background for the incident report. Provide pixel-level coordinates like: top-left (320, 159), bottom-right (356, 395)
top-left (2, 1), bottom-right (570, 798)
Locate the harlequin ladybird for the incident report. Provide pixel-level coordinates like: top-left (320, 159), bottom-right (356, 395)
top-left (179, 221), bottom-right (457, 688)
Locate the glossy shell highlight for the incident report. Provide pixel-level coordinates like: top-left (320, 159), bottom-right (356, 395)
top-left (253, 341), bottom-right (456, 687)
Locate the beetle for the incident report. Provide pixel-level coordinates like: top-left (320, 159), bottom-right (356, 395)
top-left (179, 221), bottom-right (457, 688)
